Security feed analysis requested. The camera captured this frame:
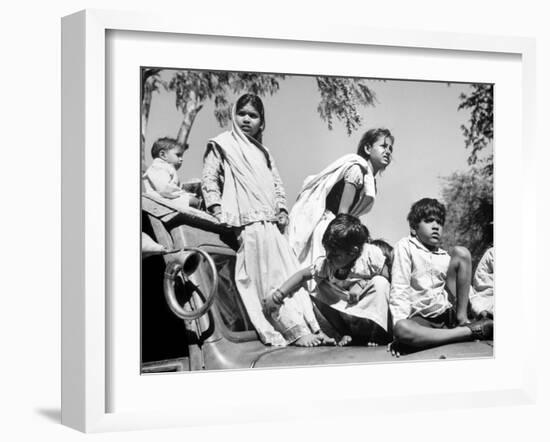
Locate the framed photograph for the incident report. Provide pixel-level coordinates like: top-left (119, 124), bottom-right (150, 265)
top-left (62, 9), bottom-right (536, 433)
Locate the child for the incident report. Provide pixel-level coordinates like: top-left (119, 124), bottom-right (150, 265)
top-left (370, 238), bottom-right (393, 279)
top-left (264, 214), bottom-right (391, 346)
top-left (201, 94), bottom-right (327, 347)
top-left (470, 246), bottom-right (494, 319)
top-left (389, 198), bottom-right (493, 356)
top-left (289, 129), bottom-right (395, 270)
top-left (143, 137), bottom-right (200, 210)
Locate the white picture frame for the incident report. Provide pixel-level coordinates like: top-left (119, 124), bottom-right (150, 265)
top-left (61, 9), bottom-right (537, 433)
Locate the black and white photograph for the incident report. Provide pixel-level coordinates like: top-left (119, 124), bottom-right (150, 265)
top-left (4, 0), bottom-right (548, 439)
top-left (140, 68), bottom-right (494, 373)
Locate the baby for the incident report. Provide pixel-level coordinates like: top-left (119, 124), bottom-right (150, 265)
top-left (143, 137), bottom-right (199, 210)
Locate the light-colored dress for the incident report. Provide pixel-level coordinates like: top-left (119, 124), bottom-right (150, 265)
top-left (470, 247), bottom-right (494, 316)
top-left (143, 158), bottom-right (191, 211)
top-left (288, 154), bottom-right (376, 268)
top-left (201, 111), bottom-right (320, 346)
top-left (311, 244), bottom-right (390, 332)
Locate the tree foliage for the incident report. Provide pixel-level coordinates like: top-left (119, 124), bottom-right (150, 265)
top-left (440, 167), bottom-right (493, 268)
top-left (316, 76), bottom-right (377, 135)
top-left (166, 70), bottom-right (286, 146)
top-left (458, 84), bottom-right (493, 167)
top-left (441, 83), bottom-right (494, 268)
top-left (140, 69), bottom-right (379, 158)
top-left (141, 68), bottom-right (163, 171)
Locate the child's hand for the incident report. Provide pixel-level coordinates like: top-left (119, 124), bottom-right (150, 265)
top-left (263, 290), bottom-right (285, 314)
top-left (263, 289), bottom-right (286, 314)
top-left (210, 205), bottom-right (222, 221)
top-left (276, 211), bottom-right (289, 234)
top-left (348, 280), bottom-right (375, 304)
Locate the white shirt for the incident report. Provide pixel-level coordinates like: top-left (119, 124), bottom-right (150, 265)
top-left (390, 235), bottom-right (452, 324)
top-left (470, 247), bottom-right (494, 315)
top-left (311, 244), bottom-right (385, 305)
top-left (143, 158), bottom-right (183, 197)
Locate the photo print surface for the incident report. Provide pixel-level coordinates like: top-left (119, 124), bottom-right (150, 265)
top-left (140, 68), bottom-right (494, 374)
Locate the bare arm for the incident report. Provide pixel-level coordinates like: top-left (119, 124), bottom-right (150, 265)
top-left (279, 268), bottom-right (312, 296)
top-left (269, 267), bottom-right (313, 307)
top-left (337, 181), bottom-right (357, 214)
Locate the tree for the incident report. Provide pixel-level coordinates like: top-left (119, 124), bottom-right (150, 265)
top-left (440, 166), bottom-right (493, 268)
top-left (440, 83), bottom-right (494, 268)
top-left (166, 70), bottom-right (286, 147)
top-left (316, 76), bottom-right (377, 135)
top-left (140, 69), bottom-right (378, 170)
top-left (458, 84), bottom-right (493, 171)
top-left (141, 68), bottom-right (163, 172)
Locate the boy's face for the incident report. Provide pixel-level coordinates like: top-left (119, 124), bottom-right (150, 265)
top-left (326, 246), bottom-right (361, 270)
top-left (160, 145), bottom-right (185, 170)
top-left (413, 216), bottom-right (443, 249)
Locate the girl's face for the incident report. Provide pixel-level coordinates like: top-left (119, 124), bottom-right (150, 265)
top-left (326, 247), bottom-right (360, 270)
top-left (365, 136), bottom-right (393, 173)
top-left (235, 103), bottom-right (263, 139)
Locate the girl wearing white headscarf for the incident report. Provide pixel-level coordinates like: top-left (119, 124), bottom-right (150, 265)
top-left (201, 94), bottom-right (331, 347)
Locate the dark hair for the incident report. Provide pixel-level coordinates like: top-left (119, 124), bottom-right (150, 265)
top-left (151, 137), bottom-right (183, 159)
top-left (322, 214), bottom-right (370, 254)
top-left (357, 128), bottom-right (395, 160)
top-left (407, 198), bottom-right (446, 229)
top-left (370, 238), bottom-right (393, 265)
top-left (235, 93), bottom-right (265, 141)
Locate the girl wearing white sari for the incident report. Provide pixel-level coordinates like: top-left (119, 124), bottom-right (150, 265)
top-left (201, 94), bottom-right (329, 347)
top-left (289, 128), bottom-right (395, 269)
top-left (288, 129), bottom-right (395, 342)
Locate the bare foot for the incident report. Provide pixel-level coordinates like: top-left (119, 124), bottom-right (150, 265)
top-left (366, 341), bottom-right (379, 347)
top-left (456, 314), bottom-right (470, 326)
top-left (337, 335), bottom-right (352, 346)
top-left (315, 331), bottom-right (337, 346)
top-left (294, 333), bottom-right (322, 347)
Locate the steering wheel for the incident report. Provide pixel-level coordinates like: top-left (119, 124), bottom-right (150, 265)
top-left (163, 247), bottom-right (218, 321)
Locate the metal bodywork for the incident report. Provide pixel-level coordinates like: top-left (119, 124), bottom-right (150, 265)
top-left (141, 195), bottom-right (493, 373)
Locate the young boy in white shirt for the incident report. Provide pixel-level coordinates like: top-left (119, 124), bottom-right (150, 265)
top-left (388, 198), bottom-right (493, 356)
top-left (143, 137), bottom-right (200, 210)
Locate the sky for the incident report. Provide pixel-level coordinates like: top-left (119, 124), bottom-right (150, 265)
top-left (144, 71), bottom-right (483, 246)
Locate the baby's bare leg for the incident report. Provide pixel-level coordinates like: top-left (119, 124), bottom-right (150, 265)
top-left (445, 246), bottom-right (472, 325)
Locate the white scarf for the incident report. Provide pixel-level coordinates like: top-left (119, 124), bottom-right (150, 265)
top-left (208, 110), bottom-right (279, 227)
top-left (289, 154), bottom-right (376, 261)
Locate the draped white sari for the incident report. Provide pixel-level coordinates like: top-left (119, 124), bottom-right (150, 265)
top-left (288, 154), bottom-right (390, 337)
top-left (288, 154), bottom-right (377, 268)
top-left (203, 111), bottom-right (320, 346)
